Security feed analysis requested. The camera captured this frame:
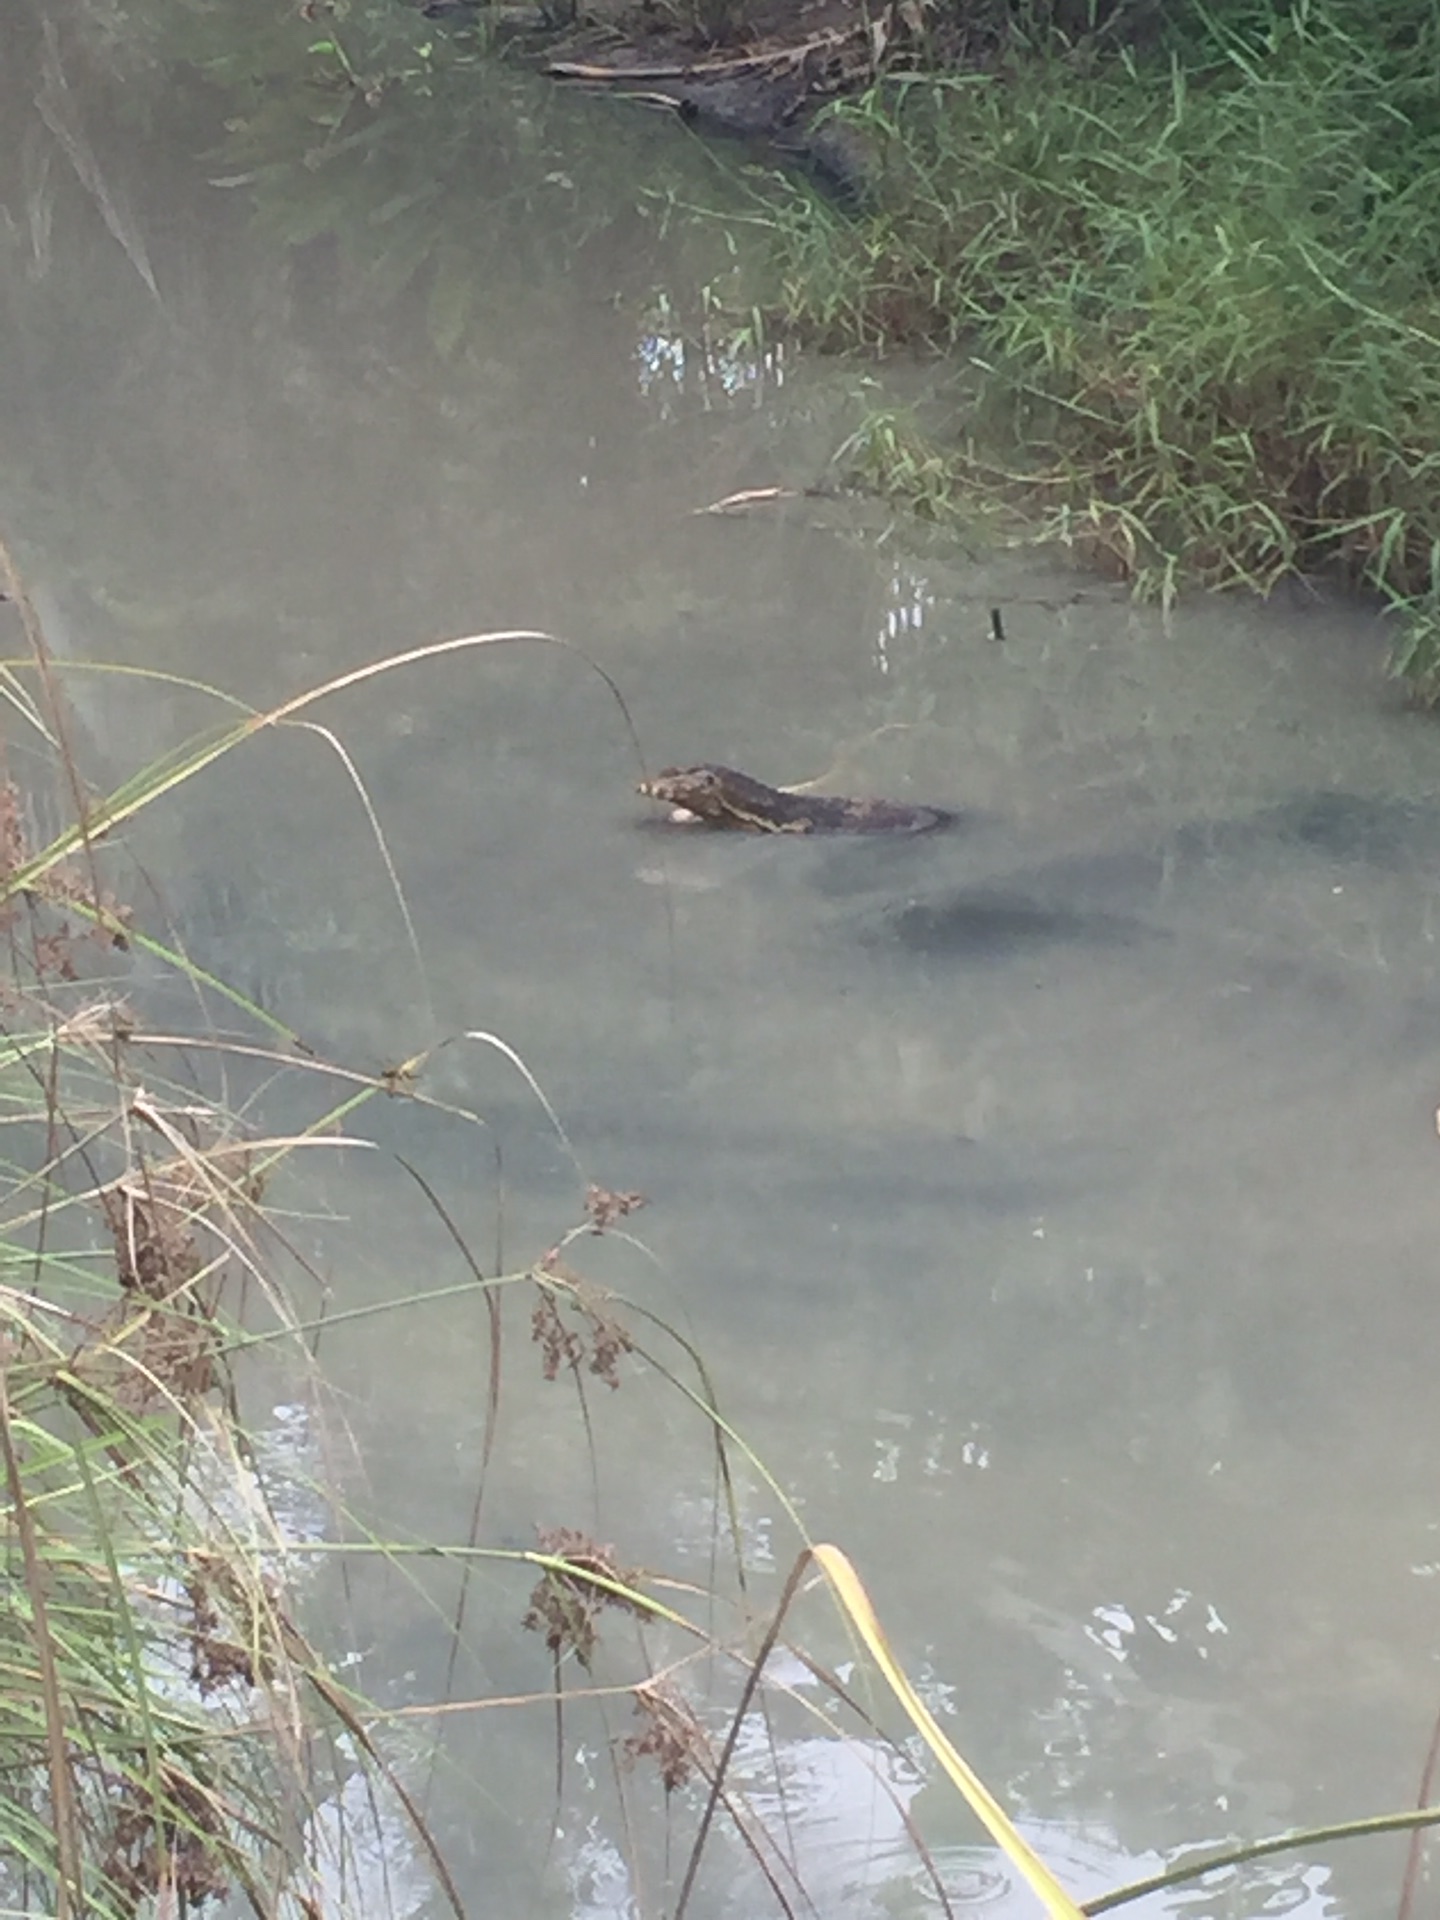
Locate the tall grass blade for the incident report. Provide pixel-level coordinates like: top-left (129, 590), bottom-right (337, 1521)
top-left (813, 1542), bottom-right (1087, 1920)
top-left (1087, 1807), bottom-right (1440, 1915)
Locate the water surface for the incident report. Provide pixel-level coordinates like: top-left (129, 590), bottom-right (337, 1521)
top-left (4, 12), bottom-right (1439, 1918)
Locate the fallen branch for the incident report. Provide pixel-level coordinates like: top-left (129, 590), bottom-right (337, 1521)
top-left (547, 31), bottom-right (848, 84)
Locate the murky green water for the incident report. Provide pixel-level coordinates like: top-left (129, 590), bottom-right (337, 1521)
top-left (5, 8), bottom-right (1440, 1918)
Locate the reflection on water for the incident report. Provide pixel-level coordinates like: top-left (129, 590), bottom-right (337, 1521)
top-left (635, 291), bottom-right (788, 411)
top-left (4, 10), bottom-right (1440, 1919)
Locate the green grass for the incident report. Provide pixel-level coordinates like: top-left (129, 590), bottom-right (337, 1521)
top-left (759, 0), bottom-right (1440, 693)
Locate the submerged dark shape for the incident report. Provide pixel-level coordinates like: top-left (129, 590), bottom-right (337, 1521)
top-left (882, 889), bottom-right (1148, 960)
top-left (637, 764), bottom-right (953, 836)
top-left (1227, 791), bottom-right (1440, 867)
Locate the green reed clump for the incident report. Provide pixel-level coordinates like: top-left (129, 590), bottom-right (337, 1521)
top-left (0, 581), bottom-right (418, 1916)
top-left (765, 0), bottom-right (1440, 692)
top-left (0, 847), bottom-right (378, 1918)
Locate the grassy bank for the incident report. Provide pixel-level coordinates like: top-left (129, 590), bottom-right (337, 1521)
top-left (759, 0), bottom-right (1440, 693)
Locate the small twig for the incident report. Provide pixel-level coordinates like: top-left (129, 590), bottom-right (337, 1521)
top-left (695, 485), bottom-right (841, 514)
top-left (696, 487), bottom-right (800, 514)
